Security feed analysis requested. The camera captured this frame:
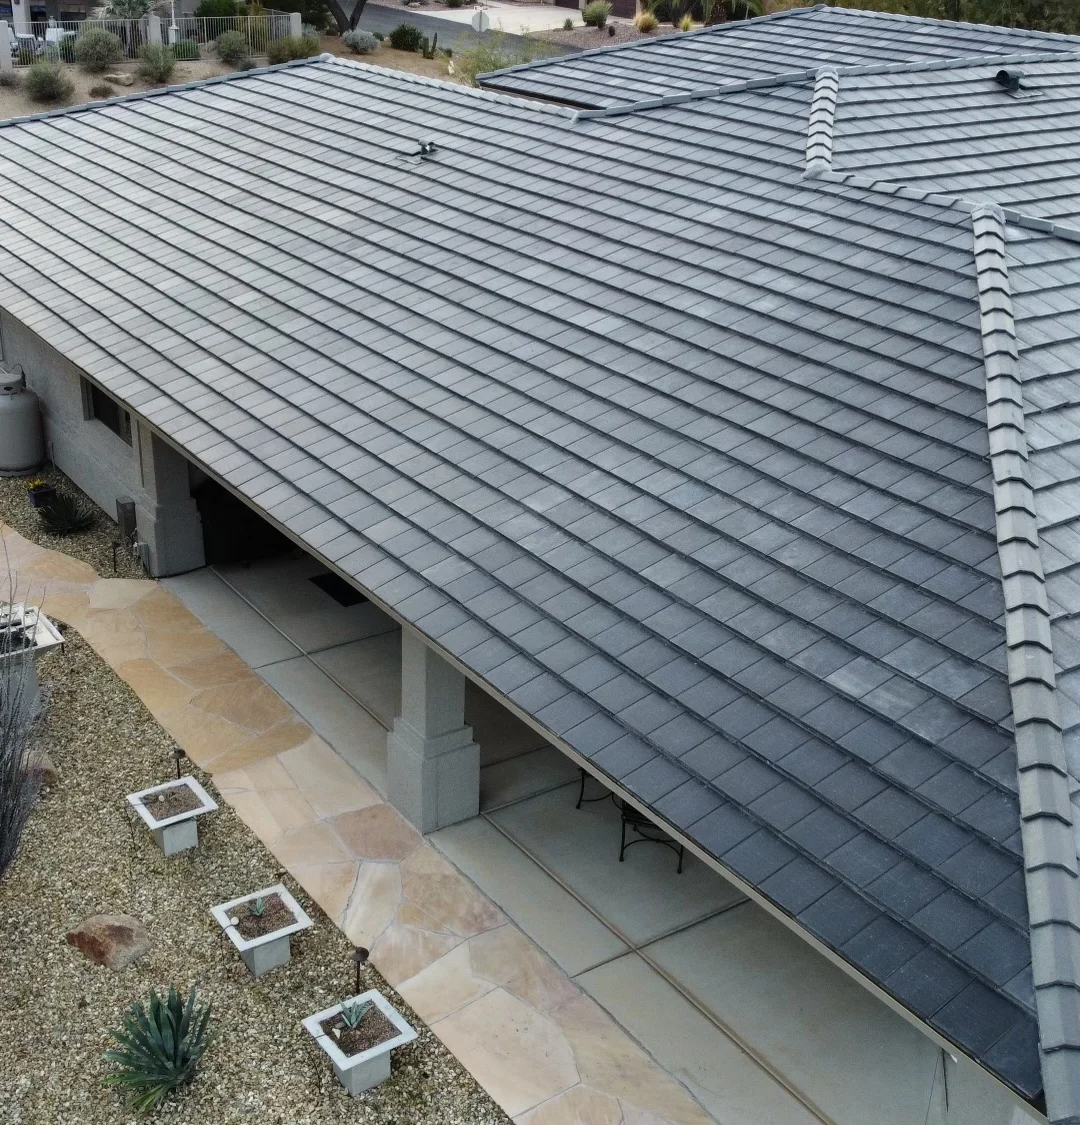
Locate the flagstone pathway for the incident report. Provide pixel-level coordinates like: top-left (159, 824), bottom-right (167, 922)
top-left (3, 524), bottom-right (714, 1125)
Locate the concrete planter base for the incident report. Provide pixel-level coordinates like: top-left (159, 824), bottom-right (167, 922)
top-left (211, 884), bottom-right (312, 979)
top-left (303, 989), bottom-right (418, 1096)
top-left (152, 817), bottom-right (199, 856)
top-left (333, 1049), bottom-right (392, 1096)
top-left (127, 776), bottom-right (217, 857)
top-left (240, 933), bottom-right (292, 979)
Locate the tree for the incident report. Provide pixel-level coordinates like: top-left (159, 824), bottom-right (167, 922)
top-left (325, 0), bottom-right (367, 34)
top-left (105, 0), bottom-right (154, 15)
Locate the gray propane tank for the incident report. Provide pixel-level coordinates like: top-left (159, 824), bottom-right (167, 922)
top-left (0, 368), bottom-right (44, 476)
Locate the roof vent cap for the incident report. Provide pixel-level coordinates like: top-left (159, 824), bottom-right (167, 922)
top-left (994, 67), bottom-right (1041, 99)
top-left (995, 67), bottom-right (1025, 92)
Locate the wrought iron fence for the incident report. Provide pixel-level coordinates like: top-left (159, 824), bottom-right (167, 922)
top-left (8, 12), bottom-right (292, 67)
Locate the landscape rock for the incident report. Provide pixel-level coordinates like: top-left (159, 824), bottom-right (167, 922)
top-left (66, 914), bottom-right (149, 969)
top-left (29, 752), bottom-right (58, 788)
top-left (104, 72), bottom-right (134, 86)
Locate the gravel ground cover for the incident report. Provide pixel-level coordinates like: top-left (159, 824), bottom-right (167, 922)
top-left (0, 467), bottom-right (143, 580)
top-left (0, 633), bottom-right (512, 1125)
top-left (535, 21), bottom-right (655, 47)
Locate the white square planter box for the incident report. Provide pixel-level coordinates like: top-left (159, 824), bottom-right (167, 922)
top-left (303, 989), bottom-right (417, 1096)
top-left (212, 883), bottom-right (312, 978)
top-left (127, 776), bottom-right (217, 856)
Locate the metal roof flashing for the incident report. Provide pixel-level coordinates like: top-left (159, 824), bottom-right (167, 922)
top-left (971, 203), bottom-right (1080, 1125)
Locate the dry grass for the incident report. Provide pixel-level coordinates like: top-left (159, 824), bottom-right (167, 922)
top-left (319, 35), bottom-right (460, 81)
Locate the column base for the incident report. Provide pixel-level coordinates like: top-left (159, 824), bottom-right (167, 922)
top-left (387, 720), bottom-right (480, 833)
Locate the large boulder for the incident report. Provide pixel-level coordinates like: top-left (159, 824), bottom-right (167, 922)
top-left (66, 914), bottom-right (149, 970)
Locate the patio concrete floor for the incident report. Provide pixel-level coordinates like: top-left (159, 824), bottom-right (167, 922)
top-left (2, 530), bottom-right (1029, 1125)
top-left (1, 531), bottom-right (708, 1125)
top-left (157, 554), bottom-right (1025, 1125)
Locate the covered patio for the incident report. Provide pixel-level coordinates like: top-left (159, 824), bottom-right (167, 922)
top-left (164, 553), bottom-right (1023, 1125)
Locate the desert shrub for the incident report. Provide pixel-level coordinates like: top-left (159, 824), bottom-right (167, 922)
top-left (172, 39), bottom-right (200, 59)
top-left (341, 28), bottom-right (378, 53)
top-left (0, 71), bottom-right (21, 89)
top-left (196, 0), bottom-right (237, 14)
top-left (89, 80), bottom-right (114, 97)
top-left (455, 30), bottom-right (553, 85)
top-left (678, 11), bottom-right (694, 28)
top-left (266, 33), bottom-right (319, 62)
top-left (634, 9), bottom-right (658, 29)
top-left (387, 22), bottom-right (424, 51)
top-left (103, 986), bottom-right (213, 1115)
top-left (214, 29), bottom-right (249, 62)
top-left (445, 0), bottom-right (464, 7)
top-left (372, 30), bottom-right (384, 39)
top-left (563, 16), bottom-right (574, 28)
top-left (138, 44), bottom-right (176, 82)
top-left (24, 62), bottom-right (74, 104)
top-left (38, 492), bottom-right (96, 535)
top-left (0, 610), bottom-right (43, 879)
top-left (74, 28), bottom-right (124, 72)
top-left (582, 0), bottom-right (611, 25)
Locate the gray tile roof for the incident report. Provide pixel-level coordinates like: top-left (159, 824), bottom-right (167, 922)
top-left (829, 59), bottom-right (1080, 227)
top-left (0, 48), bottom-right (1075, 1113)
top-left (477, 3), bottom-right (1080, 106)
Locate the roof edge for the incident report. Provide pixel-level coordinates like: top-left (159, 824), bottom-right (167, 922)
top-left (478, 4), bottom-right (1080, 90)
top-left (0, 52), bottom-right (577, 134)
top-left (475, 3), bottom-right (826, 84)
top-left (569, 49), bottom-right (1080, 121)
top-left (971, 202), bottom-right (1080, 1125)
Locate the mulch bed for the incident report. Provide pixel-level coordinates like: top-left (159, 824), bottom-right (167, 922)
top-left (233, 892), bottom-right (295, 940)
top-left (0, 467), bottom-right (143, 580)
top-left (321, 1005), bottom-right (399, 1057)
top-left (142, 783), bottom-right (203, 821)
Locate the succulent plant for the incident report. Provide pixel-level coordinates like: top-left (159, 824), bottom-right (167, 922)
top-left (103, 985), bottom-right (212, 1115)
top-left (339, 1000), bottom-right (373, 1029)
top-left (248, 896), bottom-right (267, 918)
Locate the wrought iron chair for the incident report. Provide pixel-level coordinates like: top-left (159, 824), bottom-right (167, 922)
top-left (575, 768), bottom-right (685, 874)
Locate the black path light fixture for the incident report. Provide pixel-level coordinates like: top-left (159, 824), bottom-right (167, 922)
top-left (172, 747), bottom-right (186, 780)
top-left (352, 946), bottom-right (370, 993)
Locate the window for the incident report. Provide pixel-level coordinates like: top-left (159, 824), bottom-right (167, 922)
top-left (83, 379), bottom-right (131, 444)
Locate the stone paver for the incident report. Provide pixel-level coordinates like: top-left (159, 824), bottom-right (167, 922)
top-left (3, 525), bottom-right (714, 1125)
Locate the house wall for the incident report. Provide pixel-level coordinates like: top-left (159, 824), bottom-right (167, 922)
top-left (0, 313), bottom-right (204, 577)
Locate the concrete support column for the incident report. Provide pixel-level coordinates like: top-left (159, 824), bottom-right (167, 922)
top-left (146, 15), bottom-right (161, 45)
top-left (288, 10), bottom-right (301, 37)
top-left (387, 628), bottom-right (479, 833)
top-left (9, 0), bottom-right (29, 36)
top-left (0, 24), bottom-right (12, 72)
top-left (135, 428), bottom-right (204, 577)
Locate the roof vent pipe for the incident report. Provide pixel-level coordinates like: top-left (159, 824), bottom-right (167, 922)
top-left (995, 67), bottom-right (1025, 91)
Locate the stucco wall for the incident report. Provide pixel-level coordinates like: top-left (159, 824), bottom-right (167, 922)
top-left (0, 313), bottom-right (204, 576)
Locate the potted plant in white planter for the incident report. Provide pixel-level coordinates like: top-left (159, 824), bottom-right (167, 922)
top-left (126, 776), bottom-right (217, 857)
top-left (302, 989), bottom-right (417, 1096)
top-left (211, 883), bottom-right (312, 978)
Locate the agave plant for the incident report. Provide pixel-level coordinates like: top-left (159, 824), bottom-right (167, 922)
top-left (103, 985), bottom-right (212, 1116)
top-left (339, 999), bottom-right (373, 1029)
top-left (38, 492), bottom-right (95, 536)
top-left (249, 896), bottom-right (267, 917)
